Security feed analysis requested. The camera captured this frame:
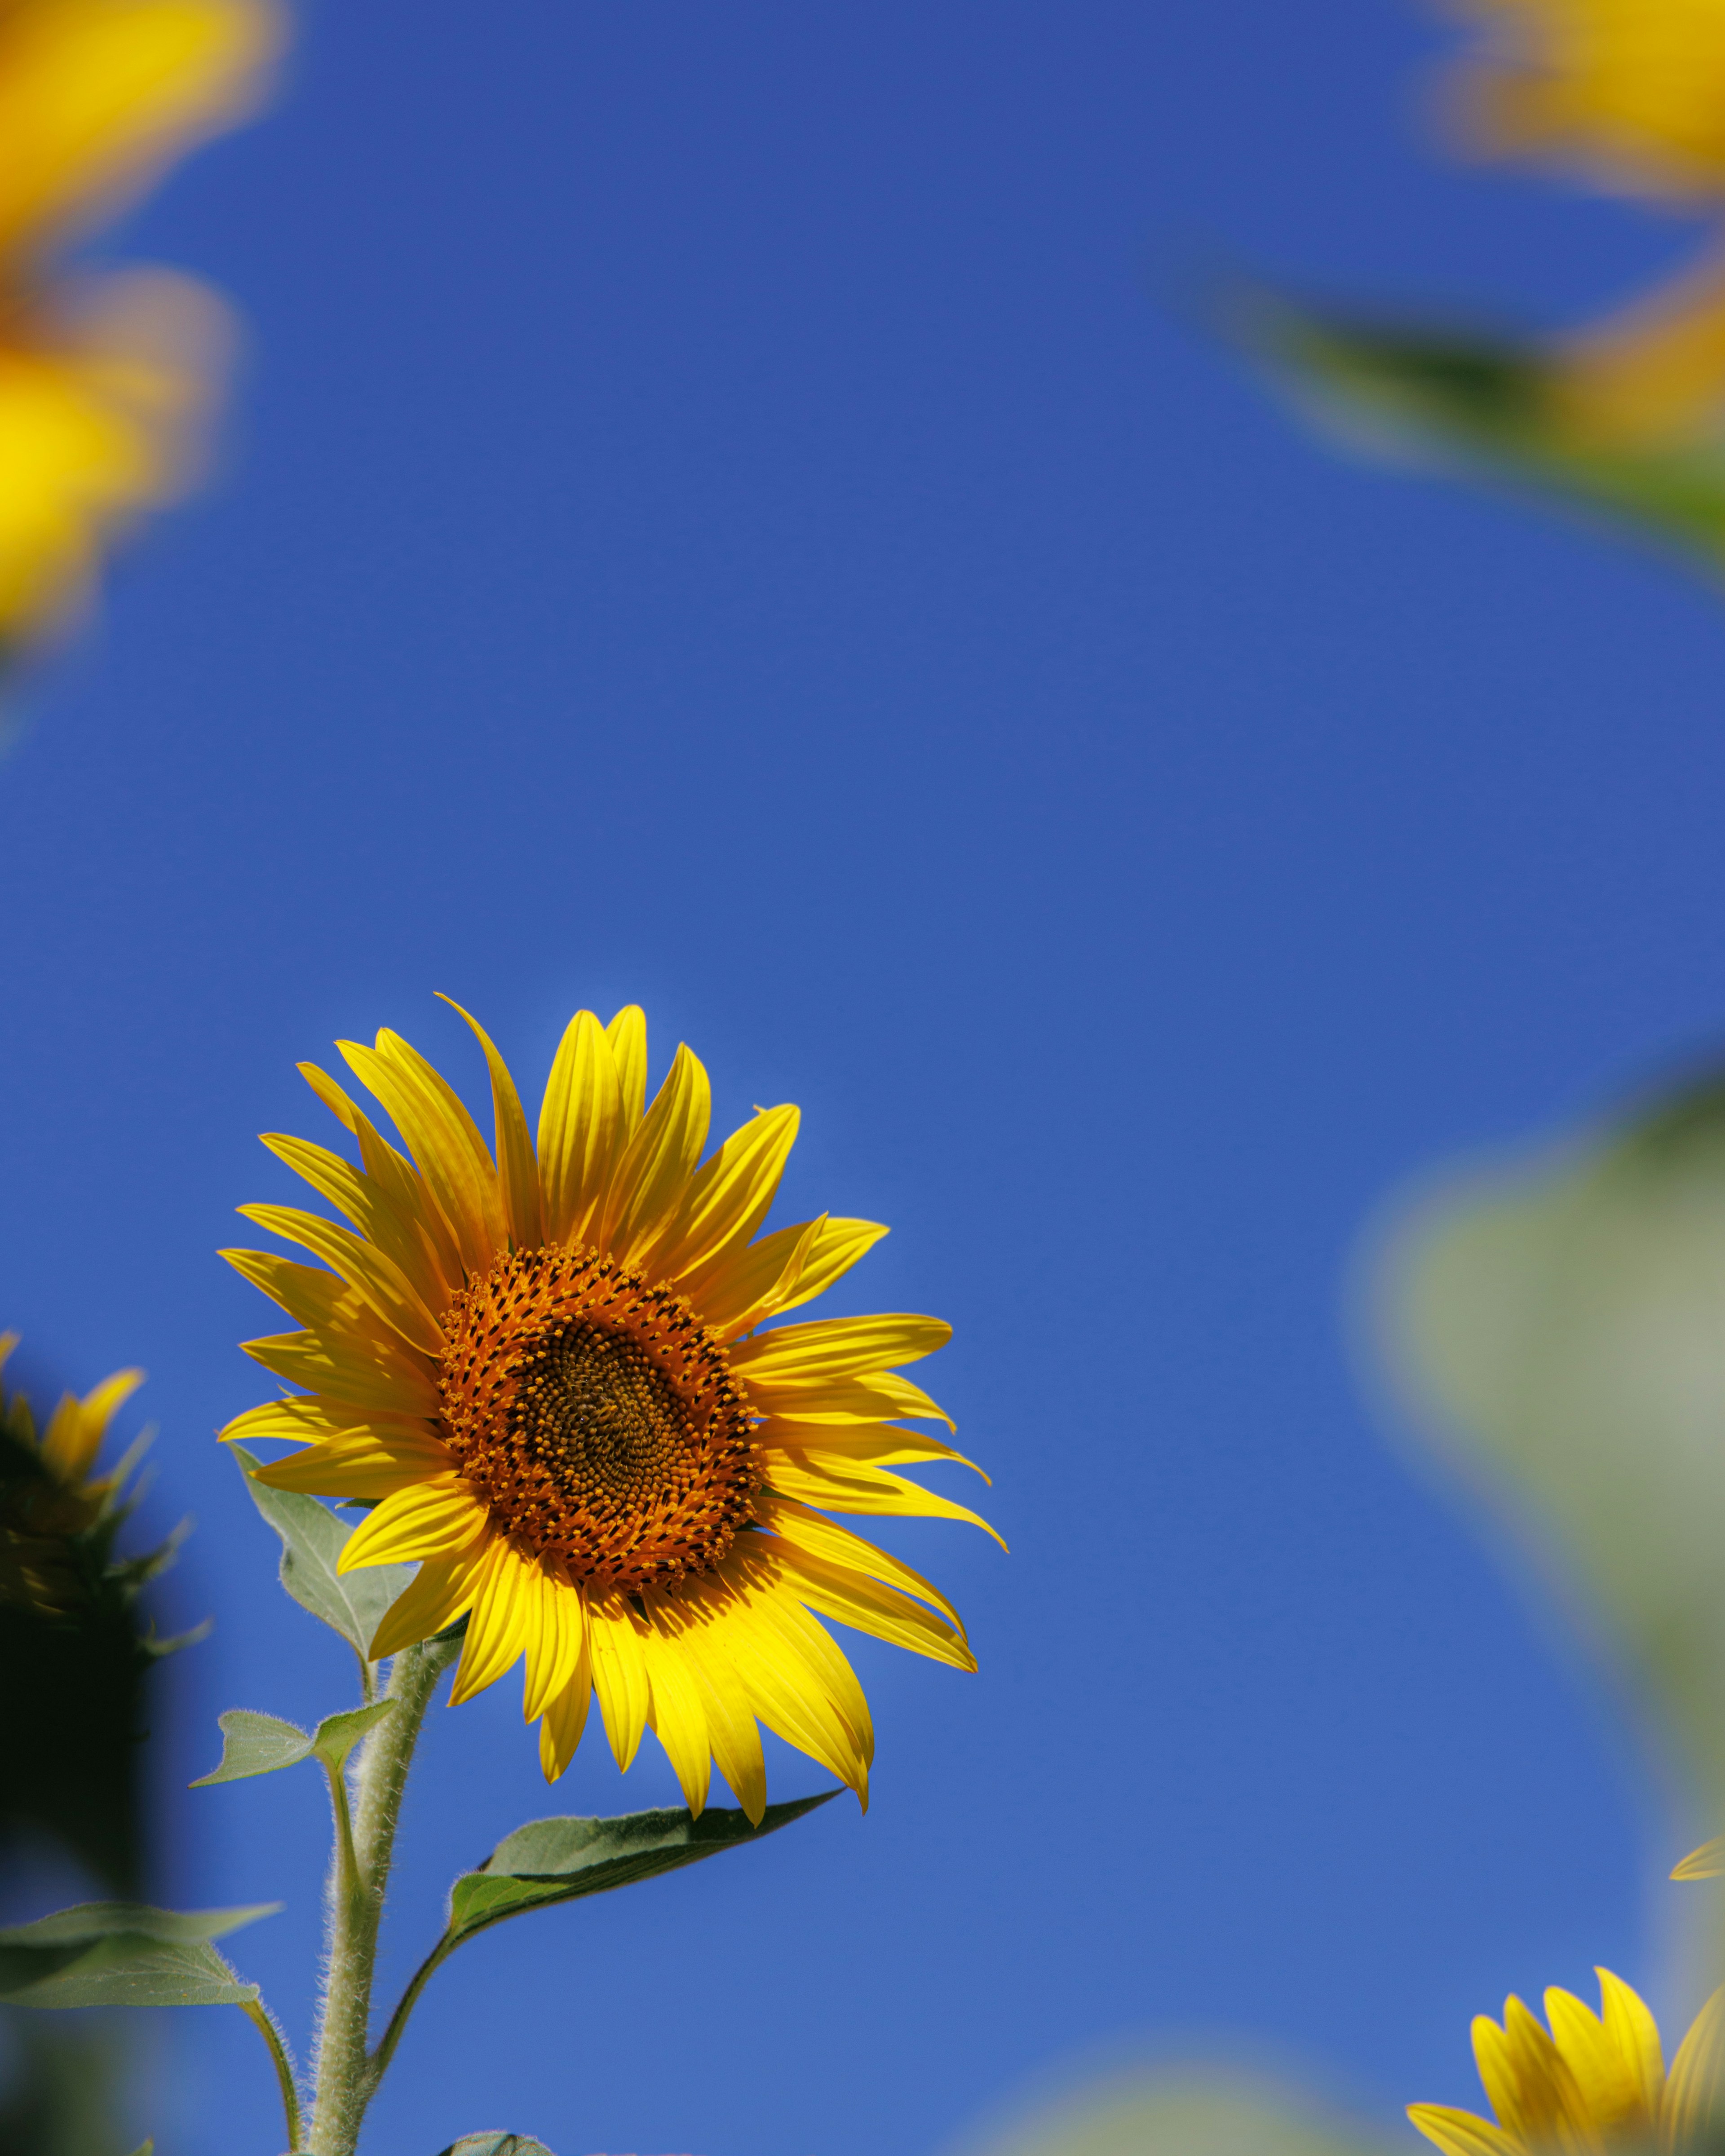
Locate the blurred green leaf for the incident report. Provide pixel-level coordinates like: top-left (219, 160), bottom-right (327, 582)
top-left (231, 1447), bottom-right (412, 1661)
top-left (191, 1700), bottom-right (394, 1786)
top-left (435, 2138), bottom-right (555, 2156)
top-left (0, 1901), bottom-right (277, 2009)
top-left (1243, 292), bottom-right (1725, 576)
top-left (1373, 1069), bottom-right (1725, 1942)
top-left (446, 1791), bottom-right (836, 1950)
top-left (962, 2072), bottom-right (1398, 2156)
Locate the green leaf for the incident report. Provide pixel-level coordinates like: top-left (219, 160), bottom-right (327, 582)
top-left (0, 1901), bottom-right (278, 2009)
top-left (445, 1791), bottom-right (836, 1950)
top-left (1372, 1066), bottom-right (1725, 1979)
top-left (1242, 291), bottom-right (1725, 578)
top-left (968, 2072), bottom-right (1398, 2156)
top-left (436, 2138), bottom-right (555, 2156)
top-left (231, 1446), bottom-right (413, 1659)
top-left (190, 1709), bottom-right (313, 1786)
top-left (190, 1700), bottom-right (396, 1787)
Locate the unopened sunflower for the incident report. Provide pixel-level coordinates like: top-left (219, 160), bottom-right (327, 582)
top-left (222, 1001), bottom-right (999, 1824)
top-left (1409, 1968), bottom-right (1725, 2156)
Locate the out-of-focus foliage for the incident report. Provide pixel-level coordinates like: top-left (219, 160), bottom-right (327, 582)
top-left (1247, 1), bottom-right (1725, 574)
top-left (0, 1337), bottom-right (187, 1891)
top-left (0, 0), bottom-right (283, 679)
top-left (1368, 1067), bottom-right (1725, 1898)
top-left (955, 2071), bottom-right (1398, 2156)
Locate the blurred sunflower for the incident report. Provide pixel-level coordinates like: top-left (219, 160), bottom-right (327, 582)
top-left (1451, 0), bottom-right (1725, 199)
top-left (0, 0), bottom-right (282, 654)
top-left (223, 1002), bottom-right (1000, 1823)
top-left (1409, 1969), bottom-right (1725, 2156)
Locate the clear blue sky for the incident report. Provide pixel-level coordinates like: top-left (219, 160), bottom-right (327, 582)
top-left (3, 3), bottom-right (1720, 2152)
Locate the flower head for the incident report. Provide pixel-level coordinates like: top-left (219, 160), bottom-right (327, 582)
top-left (1450, 0), bottom-right (1725, 199)
top-left (0, 1330), bottom-right (145, 1613)
top-left (1409, 1970), bottom-right (1725, 2156)
top-left (223, 1001), bottom-right (1001, 1823)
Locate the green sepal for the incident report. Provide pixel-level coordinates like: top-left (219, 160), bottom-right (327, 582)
top-left (437, 2137), bottom-right (556, 2155)
top-left (191, 1700), bottom-right (396, 1786)
top-left (230, 1446), bottom-right (413, 1659)
top-left (445, 1791), bottom-right (836, 1950)
top-left (1242, 289), bottom-right (1725, 575)
top-left (0, 1901), bottom-right (278, 2008)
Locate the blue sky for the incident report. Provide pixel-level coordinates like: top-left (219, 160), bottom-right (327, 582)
top-left (4, 3), bottom-right (1724, 2152)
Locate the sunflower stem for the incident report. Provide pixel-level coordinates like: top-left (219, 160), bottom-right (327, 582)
top-left (305, 1635), bottom-right (458, 2156)
top-left (239, 1995), bottom-right (304, 2151)
top-left (367, 1928), bottom-right (456, 2090)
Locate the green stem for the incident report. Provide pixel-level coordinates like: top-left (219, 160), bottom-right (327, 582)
top-left (239, 1995), bottom-right (303, 2151)
top-left (367, 1927), bottom-right (456, 2090)
top-left (305, 1636), bottom-right (459, 2156)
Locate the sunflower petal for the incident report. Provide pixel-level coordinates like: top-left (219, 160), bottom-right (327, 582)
top-left (756, 1492), bottom-right (969, 1634)
top-left (606, 1006), bottom-right (648, 1130)
top-left (451, 1540), bottom-right (538, 1705)
top-left (600, 1042), bottom-right (711, 1267)
top-left (261, 1131), bottom-right (450, 1318)
top-left (1599, 1968), bottom-right (1666, 2118)
top-left (248, 1427), bottom-right (452, 1499)
top-left (731, 1312), bottom-right (951, 1383)
top-left (740, 1368), bottom-right (955, 1428)
top-left (537, 1009), bottom-right (622, 1246)
top-left (219, 1395), bottom-right (358, 1445)
top-left (40, 1368), bottom-right (142, 1484)
top-left (588, 1590), bottom-right (651, 1770)
top-left (438, 995), bottom-right (544, 1252)
top-left (1406, 2107), bottom-right (1522, 2156)
top-left (336, 1474), bottom-right (486, 1571)
top-left (299, 1061), bottom-right (465, 1297)
top-left (759, 1415), bottom-right (986, 1478)
top-left (690, 1215), bottom-right (888, 1336)
top-left (765, 1537), bottom-right (976, 1672)
top-left (339, 1032), bottom-right (504, 1277)
top-left (762, 1449), bottom-right (1006, 1549)
top-left (523, 1569), bottom-right (587, 1723)
top-left (703, 1567), bottom-right (870, 1798)
top-left (238, 1202), bottom-right (445, 1356)
top-left (241, 1324), bottom-right (440, 1418)
top-left (654, 1105), bottom-right (799, 1283)
top-left (369, 1544), bottom-right (491, 1658)
top-left (538, 1621), bottom-right (594, 1780)
top-left (1665, 1988), bottom-right (1725, 2149)
top-left (654, 1589), bottom-right (767, 1825)
top-left (639, 1610), bottom-right (713, 1816)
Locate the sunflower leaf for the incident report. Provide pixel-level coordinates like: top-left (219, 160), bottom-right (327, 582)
top-left (310, 1699), bottom-right (396, 1770)
top-left (443, 1791), bottom-right (837, 1951)
top-left (436, 2138), bottom-right (556, 2156)
top-left (231, 1446), bottom-right (414, 1659)
top-left (190, 1700), bottom-right (395, 1787)
top-left (0, 1901), bottom-right (278, 2009)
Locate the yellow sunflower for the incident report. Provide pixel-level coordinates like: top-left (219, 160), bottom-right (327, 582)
top-left (1449, 0), bottom-right (1725, 199)
top-left (221, 1001), bottom-right (999, 1824)
top-left (1409, 1968), bottom-right (1725, 2156)
top-left (0, 0), bottom-right (281, 642)
top-left (0, 1332), bottom-right (145, 1614)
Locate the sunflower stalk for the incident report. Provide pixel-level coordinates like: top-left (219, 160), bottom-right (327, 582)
top-left (306, 1634), bottom-right (459, 2156)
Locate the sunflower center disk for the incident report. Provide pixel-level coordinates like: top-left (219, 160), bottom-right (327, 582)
top-left (438, 1247), bottom-right (761, 1596)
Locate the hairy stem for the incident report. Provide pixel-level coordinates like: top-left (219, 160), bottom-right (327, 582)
top-left (305, 1636), bottom-right (458, 2156)
top-left (239, 1995), bottom-right (303, 2152)
top-left (368, 1927), bottom-right (456, 2091)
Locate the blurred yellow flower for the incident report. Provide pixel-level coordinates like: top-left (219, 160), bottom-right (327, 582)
top-left (0, 1331), bottom-right (145, 1614)
top-left (222, 1002), bottom-right (1000, 1824)
top-left (0, 0), bottom-right (282, 650)
top-left (1409, 1970), bottom-right (1725, 2156)
top-left (1452, 0), bottom-right (1725, 199)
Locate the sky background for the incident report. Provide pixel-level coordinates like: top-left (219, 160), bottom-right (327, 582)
top-left (3, 3), bottom-right (1722, 2153)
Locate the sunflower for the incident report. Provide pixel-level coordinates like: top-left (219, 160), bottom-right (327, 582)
top-left (1408, 1969), bottom-right (1725, 2156)
top-left (0, 0), bottom-right (281, 644)
top-left (0, 1332), bottom-right (146, 1615)
top-left (1450, 0), bottom-right (1725, 199)
top-left (221, 1001), bottom-right (999, 1824)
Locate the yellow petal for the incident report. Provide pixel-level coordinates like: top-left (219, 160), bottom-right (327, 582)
top-left (260, 1131), bottom-right (449, 1319)
top-left (538, 1621), bottom-right (594, 1781)
top-left (638, 1611), bottom-right (712, 1817)
top-left (369, 1544), bottom-right (491, 1659)
top-left (1664, 1987), bottom-right (1725, 2148)
top-left (1673, 1838), bottom-right (1725, 1881)
top-left (731, 1312), bottom-right (951, 1384)
top-left (40, 1366), bottom-right (142, 1484)
top-left (588, 1590), bottom-right (651, 1770)
top-left (1598, 1969), bottom-right (1665, 2122)
top-left (248, 1427), bottom-right (452, 1500)
top-left (704, 1568), bottom-right (870, 1799)
top-left (762, 1448), bottom-right (1006, 1550)
top-left (759, 1414), bottom-right (986, 1478)
top-left (762, 1537), bottom-right (976, 1673)
top-left (654, 1104), bottom-right (799, 1283)
top-left (437, 995), bottom-right (544, 1252)
top-left (537, 1009), bottom-right (622, 1247)
top-left (1406, 2106), bottom-right (1522, 2156)
top-left (522, 1569), bottom-right (587, 1723)
top-left (241, 1324), bottom-right (441, 1419)
top-left (238, 1202), bottom-right (445, 1357)
top-left (598, 1041), bottom-right (710, 1267)
top-left (451, 1540), bottom-right (539, 1705)
top-left (606, 1005), bottom-right (648, 1130)
top-left (689, 1215), bottom-right (889, 1337)
top-left (299, 1061), bottom-right (464, 1297)
top-left (652, 1589), bottom-right (767, 1825)
top-left (756, 1492), bottom-right (969, 1635)
top-left (1546, 1984), bottom-right (1645, 2135)
top-left (336, 1474), bottom-right (486, 1571)
top-left (223, 1246), bottom-right (399, 1348)
top-left (339, 1032), bottom-right (504, 1278)
top-left (219, 1395), bottom-right (356, 1445)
